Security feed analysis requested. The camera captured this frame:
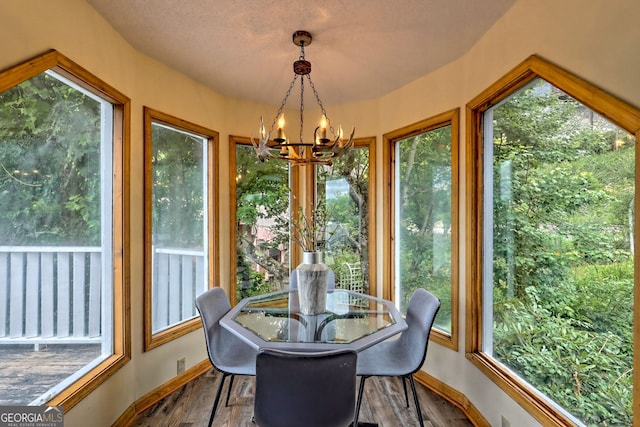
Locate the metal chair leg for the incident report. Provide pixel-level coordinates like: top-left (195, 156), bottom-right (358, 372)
top-left (353, 376), bottom-right (368, 427)
top-left (225, 374), bottom-right (235, 407)
top-left (408, 375), bottom-right (424, 427)
top-left (208, 372), bottom-right (229, 427)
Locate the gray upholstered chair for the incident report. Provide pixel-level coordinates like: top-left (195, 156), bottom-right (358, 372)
top-left (353, 288), bottom-right (441, 427)
top-left (289, 267), bottom-right (336, 290)
top-left (253, 348), bottom-right (357, 427)
top-left (195, 287), bottom-right (258, 427)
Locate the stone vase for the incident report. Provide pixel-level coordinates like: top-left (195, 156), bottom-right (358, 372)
top-left (296, 251), bottom-right (329, 315)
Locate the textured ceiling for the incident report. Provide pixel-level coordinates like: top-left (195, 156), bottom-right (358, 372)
top-left (86, 0), bottom-right (516, 106)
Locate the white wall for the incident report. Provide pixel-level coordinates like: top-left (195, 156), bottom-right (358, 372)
top-left (0, 0), bottom-right (638, 426)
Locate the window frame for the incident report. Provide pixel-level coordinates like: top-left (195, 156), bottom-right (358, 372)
top-left (383, 109), bottom-right (460, 350)
top-left (466, 54), bottom-right (640, 425)
top-left (143, 107), bottom-right (218, 351)
top-left (0, 49), bottom-right (131, 410)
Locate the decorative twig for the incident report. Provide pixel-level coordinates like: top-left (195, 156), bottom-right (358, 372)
top-left (290, 201), bottom-right (328, 252)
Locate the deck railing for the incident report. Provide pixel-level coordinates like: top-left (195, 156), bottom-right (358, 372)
top-left (0, 246), bottom-right (102, 349)
top-left (0, 246), bottom-right (205, 347)
top-left (151, 247), bottom-right (206, 333)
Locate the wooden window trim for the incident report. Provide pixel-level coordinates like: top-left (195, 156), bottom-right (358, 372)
top-left (0, 49), bottom-right (132, 411)
top-left (465, 54), bottom-right (640, 425)
top-left (383, 109), bottom-right (460, 351)
top-left (142, 107), bottom-right (219, 351)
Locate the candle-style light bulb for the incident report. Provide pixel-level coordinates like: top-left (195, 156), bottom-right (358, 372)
top-left (277, 115), bottom-right (286, 140)
top-left (338, 125), bottom-right (344, 146)
top-left (320, 115), bottom-right (327, 140)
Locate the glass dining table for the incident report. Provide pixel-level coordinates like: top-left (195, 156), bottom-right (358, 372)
top-left (220, 289), bottom-right (407, 352)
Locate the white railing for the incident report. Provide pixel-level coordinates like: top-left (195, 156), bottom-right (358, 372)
top-left (151, 247), bottom-right (206, 333)
top-left (0, 246), bottom-right (102, 349)
top-left (0, 246), bottom-right (206, 347)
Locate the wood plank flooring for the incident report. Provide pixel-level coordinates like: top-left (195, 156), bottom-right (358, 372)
top-left (130, 368), bottom-right (474, 427)
top-left (0, 344), bottom-right (102, 405)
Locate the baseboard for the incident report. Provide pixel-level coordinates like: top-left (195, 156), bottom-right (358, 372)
top-left (414, 370), bottom-right (490, 427)
top-left (112, 361), bottom-right (487, 427)
top-left (112, 359), bottom-right (212, 427)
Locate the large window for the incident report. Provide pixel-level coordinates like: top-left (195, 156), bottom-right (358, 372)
top-left (0, 51), bottom-right (129, 409)
top-left (229, 136), bottom-right (294, 304)
top-left (230, 136), bottom-right (376, 304)
top-left (468, 55), bottom-right (640, 426)
top-left (143, 108), bottom-right (217, 350)
top-left (384, 110), bottom-right (459, 349)
top-left (315, 137), bottom-right (376, 294)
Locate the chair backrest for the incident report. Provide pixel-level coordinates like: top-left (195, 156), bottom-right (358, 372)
top-left (254, 349), bottom-right (357, 427)
top-left (194, 287), bottom-right (233, 368)
top-left (398, 288), bottom-right (441, 374)
top-left (289, 268), bottom-right (336, 290)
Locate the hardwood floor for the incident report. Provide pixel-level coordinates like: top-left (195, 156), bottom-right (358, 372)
top-left (130, 368), bottom-right (474, 427)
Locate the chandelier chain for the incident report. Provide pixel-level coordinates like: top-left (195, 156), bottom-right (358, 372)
top-left (270, 73), bottom-right (299, 133)
top-left (298, 41), bottom-right (306, 143)
top-left (307, 75), bottom-right (336, 136)
top-left (299, 76), bottom-right (305, 142)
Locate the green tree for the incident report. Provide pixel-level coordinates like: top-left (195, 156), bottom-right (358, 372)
top-left (151, 124), bottom-right (205, 248)
top-left (234, 145), bottom-right (290, 297)
top-left (396, 126), bottom-right (453, 327)
top-left (489, 78), bottom-right (635, 425)
top-left (318, 147), bottom-right (371, 290)
top-left (0, 72), bottom-right (101, 245)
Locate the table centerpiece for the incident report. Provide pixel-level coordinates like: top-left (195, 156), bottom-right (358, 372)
top-left (291, 202), bottom-right (330, 315)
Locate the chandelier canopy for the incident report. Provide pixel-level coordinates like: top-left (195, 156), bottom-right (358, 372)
top-left (252, 30), bottom-right (355, 166)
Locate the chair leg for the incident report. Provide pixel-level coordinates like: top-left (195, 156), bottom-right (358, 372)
top-left (208, 372), bottom-right (229, 427)
top-left (225, 374), bottom-right (235, 407)
top-left (408, 375), bottom-right (424, 427)
top-left (353, 376), bottom-right (368, 427)
top-left (401, 376), bottom-right (409, 408)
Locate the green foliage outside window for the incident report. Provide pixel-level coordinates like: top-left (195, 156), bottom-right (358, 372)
top-left (234, 143), bottom-right (372, 299)
top-left (488, 79), bottom-right (634, 425)
top-left (317, 146), bottom-right (370, 292)
top-left (151, 124), bottom-right (205, 249)
top-left (396, 127), bottom-right (453, 332)
top-left (235, 144), bottom-right (290, 300)
top-left (0, 73), bottom-right (101, 246)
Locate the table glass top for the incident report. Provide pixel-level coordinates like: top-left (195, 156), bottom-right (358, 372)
top-left (230, 290), bottom-right (398, 345)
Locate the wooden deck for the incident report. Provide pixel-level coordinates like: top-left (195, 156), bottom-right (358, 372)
top-left (0, 343), bottom-right (102, 405)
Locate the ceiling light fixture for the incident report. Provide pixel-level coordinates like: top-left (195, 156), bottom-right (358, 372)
top-left (252, 30), bottom-right (354, 166)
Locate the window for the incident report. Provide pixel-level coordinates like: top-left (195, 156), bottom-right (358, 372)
top-left (143, 108), bottom-right (217, 350)
top-left (384, 110), bottom-right (459, 349)
top-left (467, 55), bottom-right (640, 425)
top-left (230, 136), bottom-right (376, 303)
top-left (315, 137), bottom-right (377, 294)
top-left (0, 50), bottom-right (129, 409)
top-left (229, 136), bottom-right (295, 304)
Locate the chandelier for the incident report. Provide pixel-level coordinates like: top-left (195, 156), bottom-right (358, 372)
top-left (252, 30), bottom-right (355, 166)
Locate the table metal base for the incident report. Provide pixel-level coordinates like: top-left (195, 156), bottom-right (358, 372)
top-left (349, 422), bottom-right (377, 427)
